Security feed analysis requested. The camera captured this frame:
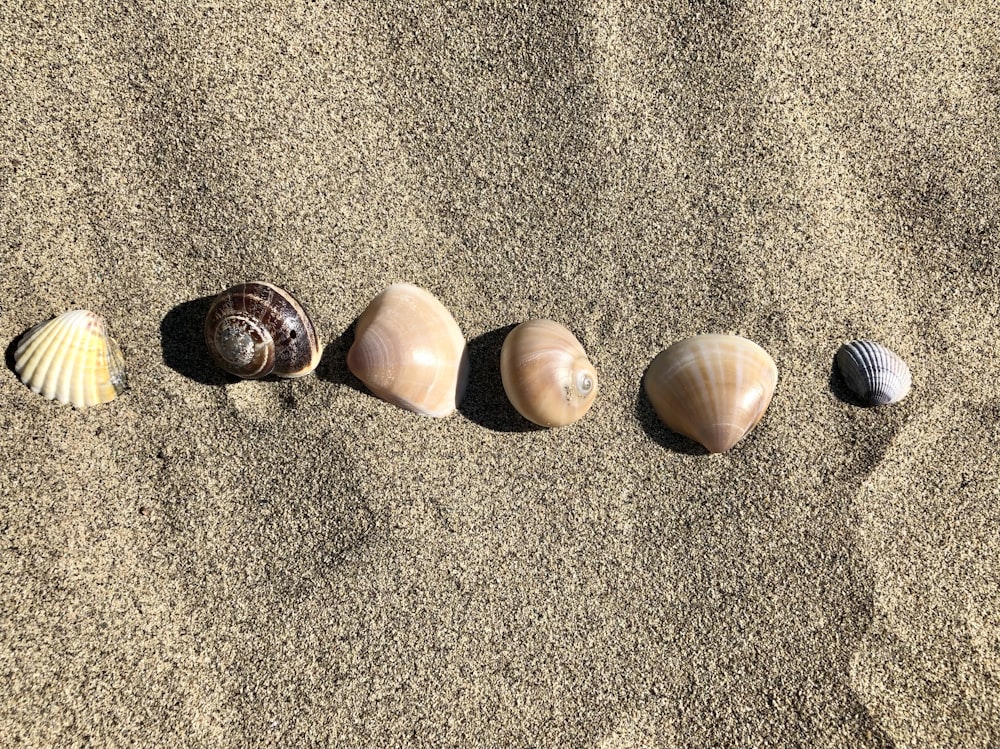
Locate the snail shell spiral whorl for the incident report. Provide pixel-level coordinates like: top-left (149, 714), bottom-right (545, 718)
top-left (205, 282), bottom-right (322, 379)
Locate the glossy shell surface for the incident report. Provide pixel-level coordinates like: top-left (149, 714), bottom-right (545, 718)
top-left (14, 310), bottom-right (128, 408)
top-left (835, 339), bottom-right (911, 406)
top-left (347, 283), bottom-right (469, 417)
top-left (500, 319), bottom-right (597, 427)
top-left (205, 282), bottom-right (321, 379)
top-left (644, 334), bottom-right (778, 453)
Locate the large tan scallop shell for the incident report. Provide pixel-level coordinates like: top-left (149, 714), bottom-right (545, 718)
top-left (347, 283), bottom-right (469, 417)
top-left (500, 319), bottom-right (597, 427)
top-left (14, 310), bottom-right (128, 408)
top-left (644, 334), bottom-right (777, 453)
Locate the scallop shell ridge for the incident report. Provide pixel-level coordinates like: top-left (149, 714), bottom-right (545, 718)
top-left (14, 310), bottom-right (127, 408)
top-left (835, 339), bottom-right (911, 406)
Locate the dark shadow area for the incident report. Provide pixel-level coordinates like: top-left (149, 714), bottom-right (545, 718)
top-left (829, 357), bottom-right (869, 408)
top-left (315, 319), bottom-right (368, 398)
top-left (635, 369), bottom-right (706, 456)
top-left (161, 295), bottom-right (237, 386)
top-left (5, 331), bottom-right (23, 376)
top-left (458, 324), bottom-right (544, 433)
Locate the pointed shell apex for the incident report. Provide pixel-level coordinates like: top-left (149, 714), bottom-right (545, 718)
top-left (14, 310), bottom-right (128, 409)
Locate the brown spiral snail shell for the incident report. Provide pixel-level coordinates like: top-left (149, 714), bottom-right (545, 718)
top-left (205, 281), bottom-right (322, 378)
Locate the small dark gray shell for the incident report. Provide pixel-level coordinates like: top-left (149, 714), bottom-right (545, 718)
top-left (835, 339), bottom-right (911, 406)
top-left (205, 282), bottom-right (322, 379)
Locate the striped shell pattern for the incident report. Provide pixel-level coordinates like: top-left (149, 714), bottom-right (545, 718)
top-left (14, 310), bottom-right (128, 408)
top-left (835, 339), bottom-right (911, 406)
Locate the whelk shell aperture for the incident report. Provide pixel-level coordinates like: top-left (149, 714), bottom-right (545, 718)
top-left (347, 283), bottom-right (469, 418)
top-left (14, 309), bottom-right (128, 409)
top-left (500, 319), bottom-right (597, 427)
top-left (644, 334), bottom-right (778, 453)
top-left (835, 339), bottom-right (911, 406)
top-left (205, 281), bottom-right (322, 379)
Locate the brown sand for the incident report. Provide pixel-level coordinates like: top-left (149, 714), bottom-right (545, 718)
top-left (2, 2), bottom-right (998, 746)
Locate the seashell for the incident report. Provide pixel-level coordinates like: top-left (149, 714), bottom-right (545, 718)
top-left (835, 339), bottom-right (911, 406)
top-left (14, 309), bottom-right (128, 408)
top-left (500, 319), bottom-right (598, 427)
top-left (644, 334), bottom-right (778, 453)
top-left (347, 283), bottom-right (468, 417)
top-left (205, 281), bottom-right (321, 379)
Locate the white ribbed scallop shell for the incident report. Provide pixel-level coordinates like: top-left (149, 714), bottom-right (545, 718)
top-left (644, 334), bottom-right (778, 453)
top-left (14, 310), bottom-right (127, 408)
top-left (835, 339), bottom-right (911, 406)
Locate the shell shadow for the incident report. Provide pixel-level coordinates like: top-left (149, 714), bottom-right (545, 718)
top-left (828, 357), bottom-right (868, 408)
top-left (635, 368), bottom-right (707, 455)
top-left (160, 296), bottom-right (236, 386)
top-left (315, 319), bottom-right (367, 396)
top-left (459, 324), bottom-right (544, 433)
top-left (5, 331), bottom-right (23, 377)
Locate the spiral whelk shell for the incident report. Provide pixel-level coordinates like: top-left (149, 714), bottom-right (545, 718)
top-left (835, 339), bottom-right (911, 406)
top-left (205, 282), bottom-right (321, 379)
top-left (347, 283), bottom-right (469, 418)
top-left (14, 310), bottom-right (128, 408)
top-left (500, 319), bottom-right (597, 427)
top-left (644, 334), bottom-right (778, 453)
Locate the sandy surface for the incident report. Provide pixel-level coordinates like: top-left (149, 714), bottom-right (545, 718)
top-left (2, 2), bottom-right (999, 746)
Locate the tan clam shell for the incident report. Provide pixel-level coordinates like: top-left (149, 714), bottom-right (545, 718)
top-left (500, 319), bottom-right (597, 427)
top-left (14, 310), bottom-right (128, 409)
top-left (644, 334), bottom-right (777, 453)
top-left (347, 283), bottom-right (469, 417)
